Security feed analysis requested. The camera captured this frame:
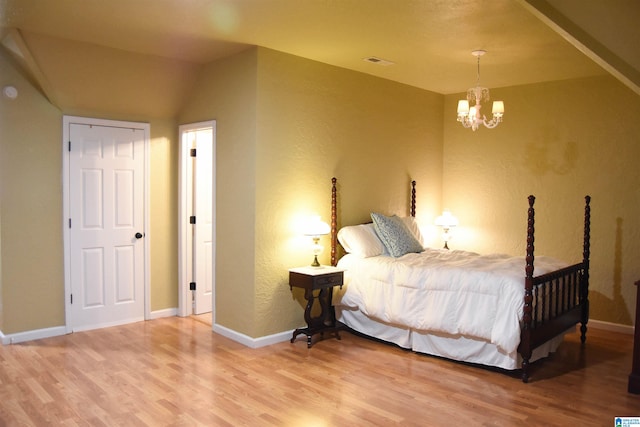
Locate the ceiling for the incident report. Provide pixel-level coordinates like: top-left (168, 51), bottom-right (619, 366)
top-left (0, 0), bottom-right (636, 115)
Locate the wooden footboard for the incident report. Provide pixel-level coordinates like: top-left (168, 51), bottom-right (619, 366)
top-left (519, 195), bottom-right (591, 382)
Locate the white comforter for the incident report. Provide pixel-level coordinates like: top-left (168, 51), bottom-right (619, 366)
top-left (334, 248), bottom-right (567, 354)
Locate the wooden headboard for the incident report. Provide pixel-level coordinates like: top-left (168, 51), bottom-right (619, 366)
top-left (329, 177), bottom-right (417, 266)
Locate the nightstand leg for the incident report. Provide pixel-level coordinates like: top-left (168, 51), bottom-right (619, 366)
top-left (290, 328), bottom-right (315, 348)
top-left (290, 287), bottom-right (342, 347)
top-left (303, 288), bottom-right (316, 329)
top-left (323, 288), bottom-right (340, 340)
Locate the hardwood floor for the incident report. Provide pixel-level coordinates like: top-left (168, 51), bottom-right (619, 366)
top-left (0, 317), bottom-right (637, 426)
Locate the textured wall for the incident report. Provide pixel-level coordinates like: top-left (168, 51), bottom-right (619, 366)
top-left (178, 49), bottom-right (259, 336)
top-left (178, 47), bottom-right (443, 337)
top-left (253, 48), bottom-right (444, 337)
top-left (443, 75), bottom-right (640, 325)
top-left (0, 50), bottom-right (65, 333)
top-left (149, 119), bottom-right (179, 311)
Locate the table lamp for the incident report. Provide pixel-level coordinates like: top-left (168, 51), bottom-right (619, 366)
top-left (435, 210), bottom-right (458, 250)
top-left (304, 215), bottom-right (331, 267)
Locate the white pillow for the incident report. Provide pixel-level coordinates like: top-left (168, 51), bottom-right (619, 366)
top-left (401, 216), bottom-right (426, 247)
top-left (337, 223), bottom-right (386, 258)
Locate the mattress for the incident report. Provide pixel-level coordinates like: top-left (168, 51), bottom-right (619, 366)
top-left (333, 248), bottom-right (568, 356)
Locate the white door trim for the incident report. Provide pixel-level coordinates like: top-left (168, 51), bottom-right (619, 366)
top-left (178, 120), bottom-right (216, 318)
top-left (62, 115), bottom-right (150, 333)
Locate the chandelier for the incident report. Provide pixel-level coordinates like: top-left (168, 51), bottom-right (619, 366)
top-left (456, 50), bottom-right (504, 131)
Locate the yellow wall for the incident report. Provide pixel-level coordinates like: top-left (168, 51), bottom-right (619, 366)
top-left (149, 119), bottom-right (179, 311)
top-left (253, 48), bottom-right (443, 337)
top-left (443, 75), bottom-right (640, 325)
top-left (178, 48), bottom-right (259, 336)
top-left (177, 47), bottom-right (443, 337)
top-left (0, 50), bottom-right (64, 333)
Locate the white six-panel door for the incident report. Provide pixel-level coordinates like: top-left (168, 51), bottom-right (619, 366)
top-left (67, 120), bottom-right (146, 331)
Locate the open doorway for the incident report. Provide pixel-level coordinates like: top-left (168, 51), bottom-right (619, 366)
top-left (178, 121), bottom-right (216, 322)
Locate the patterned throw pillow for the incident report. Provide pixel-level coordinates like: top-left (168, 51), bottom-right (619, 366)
top-left (370, 212), bottom-right (424, 257)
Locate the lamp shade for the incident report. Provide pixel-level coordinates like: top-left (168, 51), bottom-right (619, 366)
top-left (304, 215), bottom-right (330, 236)
top-left (435, 210), bottom-right (459, 228)
top-left (492, 101), bottom-right (504, 115)
top-left (457, 100), bottom-right (469, 115)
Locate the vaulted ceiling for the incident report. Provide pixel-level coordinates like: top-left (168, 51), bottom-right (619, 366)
top-left (1, 0), bottom-right (637, 117)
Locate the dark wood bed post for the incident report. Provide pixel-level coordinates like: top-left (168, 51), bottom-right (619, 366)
top-left (331, 177), bottom-right (338, 267)
top-left (521, 195), bottom-right (536, 383)
top-left (580, 195), bottom-right (591, 344)
top-left (410, 180), bottom-right (416, 218)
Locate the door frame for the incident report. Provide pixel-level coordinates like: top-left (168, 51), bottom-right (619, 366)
top-left (62, 115), bottom-right (150, 333)
top-left (178, 120), bottom-right (216, 318)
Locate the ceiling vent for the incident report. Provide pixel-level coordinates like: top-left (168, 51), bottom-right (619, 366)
top-left (363, 56), bottom-right (395, 66)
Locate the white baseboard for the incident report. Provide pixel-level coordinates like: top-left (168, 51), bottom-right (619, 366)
top-left (213, 323), bottom-right (291, 348)
top-left (72, 317), bottom-right (146, 333)
top-left (0, 326), bottom-right (68, 345)
top-left (0, 310), bottom-right (176, 345)
top-left (588, 318), bottom-right (634, 334)
top-left (64, 309), bottom-right (177, 333)
top-left (148, 307), bottom-right (178, 320)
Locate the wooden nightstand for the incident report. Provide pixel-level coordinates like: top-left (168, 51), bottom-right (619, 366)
top-left (289, 266), bottom-right (344, 348)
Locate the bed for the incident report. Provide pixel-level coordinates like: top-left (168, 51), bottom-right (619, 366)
top-left (328, 177), bottom-right (591, 382)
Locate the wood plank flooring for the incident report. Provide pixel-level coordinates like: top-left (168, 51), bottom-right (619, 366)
top-left (0, 317), bottom-right (638, 426)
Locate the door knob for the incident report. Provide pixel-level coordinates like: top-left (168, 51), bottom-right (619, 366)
top-left (135, 232), bottom-right (144, 239)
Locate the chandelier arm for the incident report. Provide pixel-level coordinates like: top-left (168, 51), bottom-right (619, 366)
top-left (482, 116), bottom-right (502, 129)
top-left (457, 116), bottom-right (473, 129)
